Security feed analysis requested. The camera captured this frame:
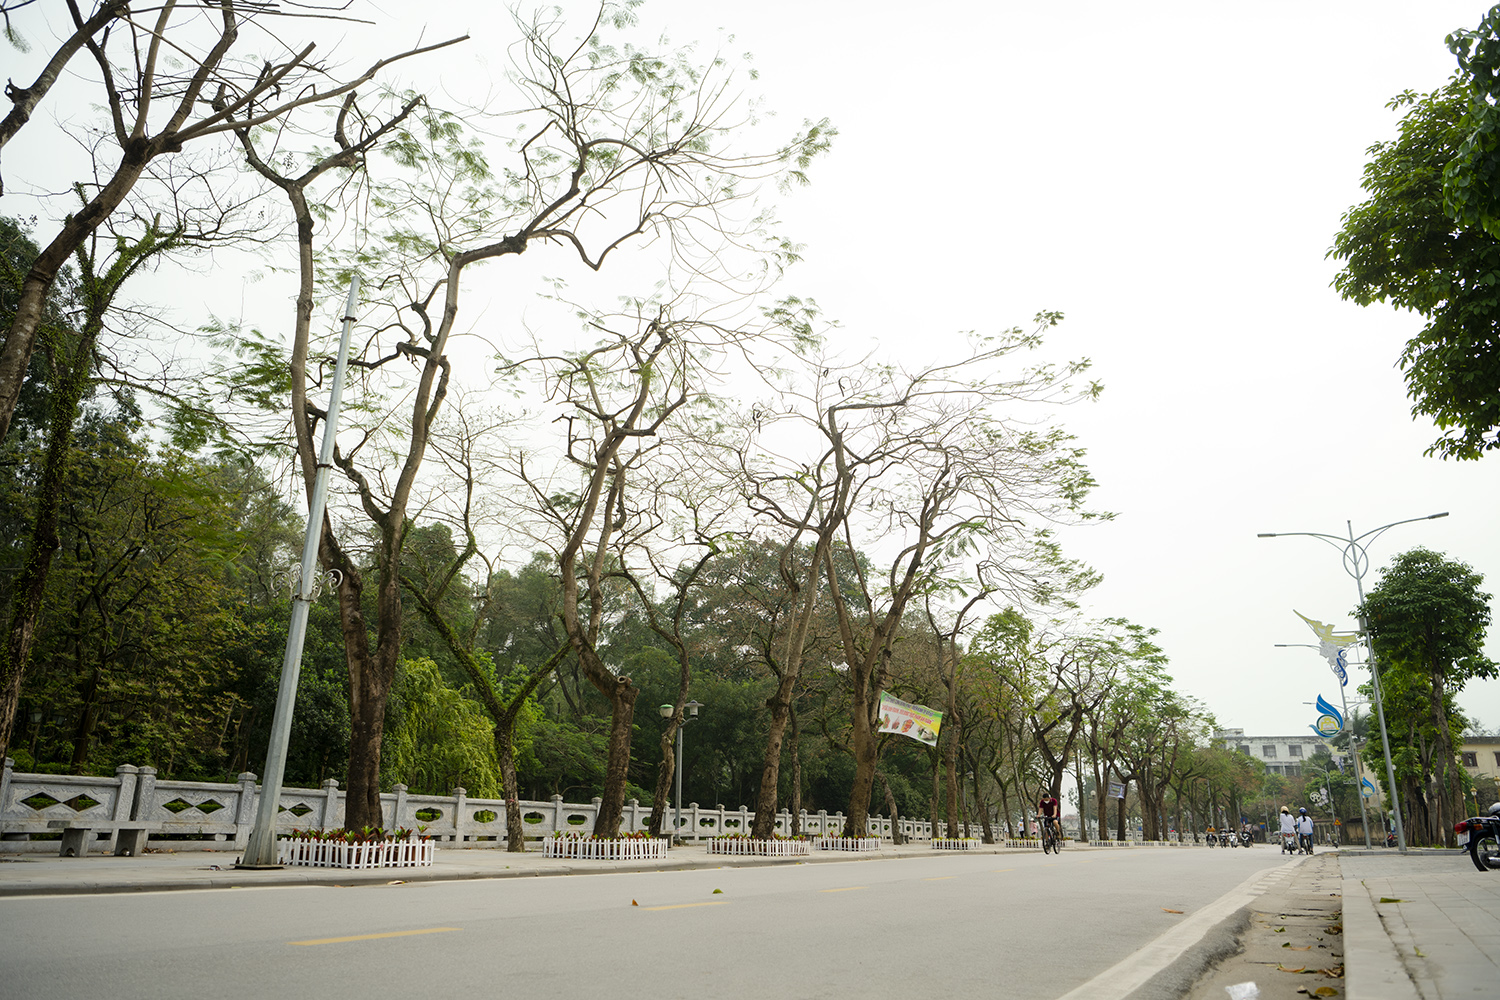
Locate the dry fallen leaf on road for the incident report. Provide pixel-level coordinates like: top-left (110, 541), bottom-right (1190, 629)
top-left (1314, 988), bottom-right (1337, 997)
top-left (1161, 908), bottom-right (1183, 913)
top-left (1283, 944), bottom-right (1311, 950)
top-left (1278, 965), bottom-right (1307, 974)
top-left (631, 900), bottom-right (638, 906)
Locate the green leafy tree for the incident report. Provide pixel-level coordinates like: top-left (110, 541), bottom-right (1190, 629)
top-left (382, 658), bottom-right (506, 799)
top-left (1443, 5), bottom-right (1500, 237)
top-left (1359, 547), bottom-right (1496, 844)
top-left (20, 415), bottom-right (251, 776)
top-left (1329, 79), bottom-right (1500, 460)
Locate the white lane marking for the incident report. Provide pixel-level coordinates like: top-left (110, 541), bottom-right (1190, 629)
top-left (1053, 859), bottom-right (1304, 1000)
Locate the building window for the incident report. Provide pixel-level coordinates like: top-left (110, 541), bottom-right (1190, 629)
top-left (1263, 745), bottom-right (1277, 758)
top-left (1238, 745), bottom-right (1251, 755)
top-left (1288, 744), bottom-right (1302, 758)
top-left (1494, 751), bottom-right (1500, 768)
top-left (1463, 751), bottom-right (1479, 768)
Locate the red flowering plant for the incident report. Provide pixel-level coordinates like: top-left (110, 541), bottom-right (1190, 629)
top-left (284, 826), bottom-right (422, 843)
top-left (549, 829), bottom-right (655, 842)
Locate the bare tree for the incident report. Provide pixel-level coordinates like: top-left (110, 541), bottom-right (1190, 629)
top-left (740, 315), bottom-right (1102, 837)
top-left (0, 0), bottom-right (466, 444)
top-left (505, 311), bottom-right (739, 836)
top-left (217, 2), bottom-right (826, 828)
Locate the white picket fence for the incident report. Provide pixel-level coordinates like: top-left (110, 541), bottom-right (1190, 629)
top-left (705, 837), bottom-right (811, 857)
top-left (812, 836), bottom-right (881, 852)
top-left (278, 837), bottom-right (435, 869)
top-left (542, 836), bottom-right (670, 861)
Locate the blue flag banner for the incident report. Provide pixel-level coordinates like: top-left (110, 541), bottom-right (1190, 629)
top-left (1310, 694), bottom-right (1344, 738)
top-left (1361, 776), bottom-right (1376, 798)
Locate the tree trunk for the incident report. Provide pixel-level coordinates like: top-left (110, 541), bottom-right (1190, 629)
top-left (495, 716), bottom-right (527, 852)
top-left (649, 723), bottom-right (677, 839)
top-left (789, 707), bottom-right (803, 836)
top-left (750, 535), bottom-right (830, 840)
top-left (971, 765), bottom-right (995, 844)
top-left (595, 682), bottom-right (638, 836)
top-left (878, 770), bottom-right (903, 845)
top-left (843, 650), bottom-right (879, 837)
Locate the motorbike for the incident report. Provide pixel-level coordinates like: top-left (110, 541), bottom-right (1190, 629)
top-left (1280, 830), bottom-right (1298, 855)
top-left (1238, 830), bottom-right (1254, 848)
top-left (1455, 802), bottom-right (1500, 872)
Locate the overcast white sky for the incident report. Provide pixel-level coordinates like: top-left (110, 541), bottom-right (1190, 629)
top-left (9, 1), bottom-right (1500, 739)
top-left (467, 0), bottom-right (1499, 737)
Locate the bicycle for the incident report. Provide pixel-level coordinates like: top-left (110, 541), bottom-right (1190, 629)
top-left (1297, 832), bottom-right (1314, 855)
top-left (1040, 817), bottom-right (1062, 854)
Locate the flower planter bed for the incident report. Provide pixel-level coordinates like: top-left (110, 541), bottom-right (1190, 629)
top-left (278, 837), bottom-right (434, 869)
top-left (707, 837), bottom-right (811, 857)
top-left (812, 836), bottom-right (881, 852)
top-left (543, 835), bottom-right (669, 860)
top-left (930, 838), bottom-right (980, 850)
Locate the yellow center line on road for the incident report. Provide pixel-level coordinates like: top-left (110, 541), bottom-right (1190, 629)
top-left (642, 901), bottom-right (731, 911)
top-left (290, 927), bottom-right (459, 946)
top-left (991, 868), bottom-right (1015, 873)
top-left (821, 887), bottom-right (867, 893)
top-left (922, 876), bottom-right (957, 881)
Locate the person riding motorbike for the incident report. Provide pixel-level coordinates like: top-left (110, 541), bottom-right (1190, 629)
top-left (1278, 806), bottom-right (1297, 854)
top-left (1295, 808), bottom-right (1315, 855)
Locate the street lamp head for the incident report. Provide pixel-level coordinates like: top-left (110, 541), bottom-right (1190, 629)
top-left (1428, 512), bottom-right (1450, 520)
top-left (686, 700), bottom-right (703, 718)
top-left (1256, 533), bottom-right (1277, 538)
top-left (659, 704), bottom-right (673, 719)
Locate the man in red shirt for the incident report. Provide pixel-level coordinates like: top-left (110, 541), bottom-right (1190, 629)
top-left (1038, 792), bottom-right (1061, 841)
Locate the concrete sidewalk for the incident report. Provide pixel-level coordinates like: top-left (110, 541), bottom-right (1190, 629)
top-left (2, 843), bottom-right (1493, 998)
top-left (1340, 850), bottom-right (1500, 1000)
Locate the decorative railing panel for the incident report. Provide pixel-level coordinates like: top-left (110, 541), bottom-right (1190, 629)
top-left (0, 758), bottom-right (964, 853)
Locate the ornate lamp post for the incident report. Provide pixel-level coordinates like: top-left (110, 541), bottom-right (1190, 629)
top-left (1258, 512), bottom-right (1449, 853)
top-left (658, 700), bottom-right (702, 841)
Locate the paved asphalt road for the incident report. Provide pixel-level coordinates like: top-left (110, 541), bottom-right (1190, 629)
top-left (0, 848), bottom-right (1293, 999)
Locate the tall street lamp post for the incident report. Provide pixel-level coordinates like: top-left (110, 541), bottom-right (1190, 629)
top-left (1258, 511), bottom-right (1449, 853)
top-left (239, 276), bottom-right (362, 870)
top-left (1278, 642), bottom-right (1373, 848)
top-left (658, 700), bottom-right (702, 842)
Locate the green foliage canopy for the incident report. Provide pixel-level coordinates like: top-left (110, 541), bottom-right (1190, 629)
top-left (1330, 80), bottom-right (1500, 461)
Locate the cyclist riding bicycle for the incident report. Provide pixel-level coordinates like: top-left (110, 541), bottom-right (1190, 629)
top-left (1038, 792), bottom-right (1061, 843)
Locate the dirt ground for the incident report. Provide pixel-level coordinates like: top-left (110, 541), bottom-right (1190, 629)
top-left (1182, 852), bottom-right (1345, 1000)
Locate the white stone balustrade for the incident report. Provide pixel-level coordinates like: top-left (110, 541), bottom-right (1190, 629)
top-left (0, 758), bottom-right (971, 853)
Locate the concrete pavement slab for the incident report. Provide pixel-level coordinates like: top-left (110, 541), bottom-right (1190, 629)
top-left (1342, 851), bottom-right (1500, 1000)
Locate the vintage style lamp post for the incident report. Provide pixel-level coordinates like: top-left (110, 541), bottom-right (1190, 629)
top-left (658, 700), bottom-right (702, 841)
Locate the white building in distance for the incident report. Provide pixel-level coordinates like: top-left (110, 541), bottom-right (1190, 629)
top-left (1215, 729), bottom-right (1334, 778)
